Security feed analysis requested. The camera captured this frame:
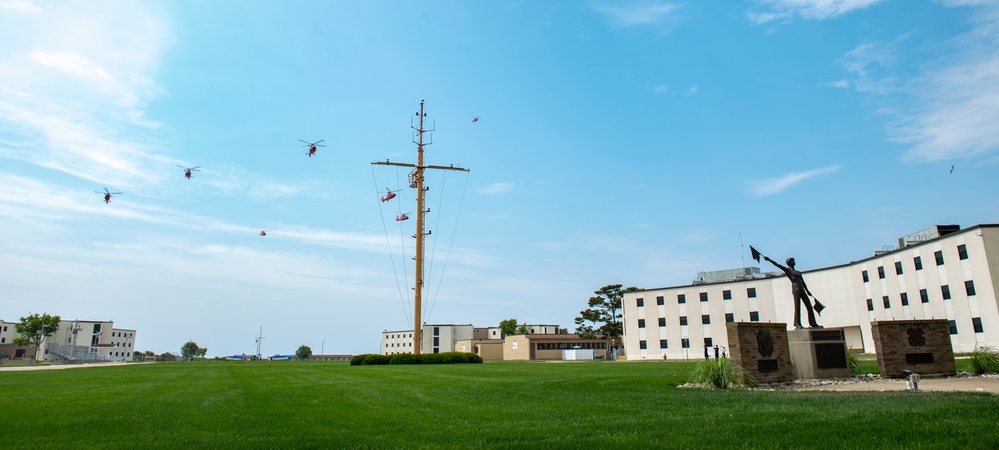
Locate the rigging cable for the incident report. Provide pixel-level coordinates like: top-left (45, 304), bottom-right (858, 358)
top-left (425, 170), bottom-right (470, 321)
top-left (371, 164), bottom-right (410, 326)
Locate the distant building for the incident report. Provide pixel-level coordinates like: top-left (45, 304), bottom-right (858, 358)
top-left (382, 323), bottom-right (577, 360)
top-left (622, 224), bottom-right (999, 360)
top-left (0, 318), bottom-right (137, 362)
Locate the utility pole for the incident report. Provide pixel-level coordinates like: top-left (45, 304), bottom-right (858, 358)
top-left (372, 100), bottom-right (469, 354)
top-left (255, 326), bottom-right (265, 360)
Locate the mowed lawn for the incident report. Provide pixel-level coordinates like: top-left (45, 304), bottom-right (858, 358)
top-left (1, 361), bottom-right (997, 449)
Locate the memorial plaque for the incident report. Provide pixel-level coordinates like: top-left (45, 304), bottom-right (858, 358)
top-left (905, 352), bottom-right (935, 365)
top-left (758, 359), bottom-right (779, 373)
top-left (814, 343), bottom-right (847, 369)
top-left (810, 330), bottom-right (844, 341)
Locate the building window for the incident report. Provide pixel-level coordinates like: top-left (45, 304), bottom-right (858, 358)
top-left (914, 256), bottom-right (923, 270)
top-left (895, 261), bottom-right (903, 275)
top-left (639, 340), bottom-right (647, 350)
top-left (723, 290), bottom-right (732, 300)
top-left (637, 298), bottom-right (644, 307)
top-left (942, 285), bottom-right (951, 300)
top-left (862, 270), bottom-right (869, 283)
top-left (878, 266), bottom-right (885, 279)
top-left (433, 327), bottom-right (439, 336)
top-left (700, 292), bottom-right (708, 302)
top-left (747, 287), bottom-right (757, 298)
top-left (900, 293), bottom-right (909, 306)
top-left (701, 315), bottom-right (711, 325)
top-left (678, 294), bottom-right (686, 304)
top-left (704, 338), bottom-right (713, 347)
top-left (965, 280), bottom-right (976, 296)
top-left (660, 339), bottom-right (668, 349)
top-left (725, 313), bottom-right (734, 323)
top-left (681, 338), bottom-right (690, 349)
top-left (935, 250), bottom-right (944, 266)
top-left (658, 317), bottom-right (666, 327)
top-left (656, 296), bottom-right (664, 306)
top-left (679, 316), bottom-right (688, 326)
top-left (433, 337), bottom-right (439, 346)
top-left (948, 320), bottom-right (958, 335)
top-left (867, 299), bottom-right (874, 311)
top-left (958, 244), bottom-right (968, 260)
top-left (638, 319), bottom-right (646, 328)
top-left (882, 296), bottom-right (890, 308)
top-left (973, 317), bottom-right (984, 333)
top-left (749, 311), bottom-right (760, 322)
top-left (920, 289), bottom-right (929, 303)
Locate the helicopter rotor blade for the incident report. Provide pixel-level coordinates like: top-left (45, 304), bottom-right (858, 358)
top-left (314, 139), bottom-right (325, 144)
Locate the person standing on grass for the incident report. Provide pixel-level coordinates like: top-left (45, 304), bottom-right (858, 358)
top-left (714, 345), bottom-right (719, 361)
top-left (704, 345), bottom-right (709, 361)
top-left (721, 346), bottom-right (727, 359)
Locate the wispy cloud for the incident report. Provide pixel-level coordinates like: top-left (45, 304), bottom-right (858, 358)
top-left (1, 0), bottom-right (40, 14)
top-left (589, 2), bottom-right (680, 27)
top-left (890, 3), bottom-right (999, 161)
top-left (748, 0), bottom-right (884, 24)
top-left (748, 165), bottom-right (842, 197)
top-left (478, 182), bottom-right (515, 195)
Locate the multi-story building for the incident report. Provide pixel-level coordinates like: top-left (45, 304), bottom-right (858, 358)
top-left (621, 224), bottom-right (999, 360)
top-left (381, 323), bottom-right (572, 359)
top-left (0, 318), bottom-right (137, 362)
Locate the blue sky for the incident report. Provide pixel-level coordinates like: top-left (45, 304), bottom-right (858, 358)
top-left (2, 0), bottom-right (998, 357)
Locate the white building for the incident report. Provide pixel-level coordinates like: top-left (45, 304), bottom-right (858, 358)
top-left (622, 224), bottom-right (999, 360)
top-left (0, 318), bottom-right (137, 362)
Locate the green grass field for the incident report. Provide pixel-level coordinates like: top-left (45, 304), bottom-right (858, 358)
top-left (1, 360), bottom-right (996, 449)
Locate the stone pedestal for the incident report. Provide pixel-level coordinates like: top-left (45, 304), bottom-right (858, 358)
top-left (871, 319), bottom-right (956, 378)
top-left (726, 322), bottom-right (793, 384)
top-left (788, 328), bottom-right (850, 379)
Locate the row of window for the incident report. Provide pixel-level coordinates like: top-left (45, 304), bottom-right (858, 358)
top-left (638, 311), bottom-right (760, 328)
top-left (866, 281), bottom-right (977, 311)
top-left (638, 337), bottom-right (716, 350)
top-left (386, 333), bottom-right (413, 339)
top-left (536, 342), bottom-right (608, 350)
top-left (947, 318), bottom-right (984, 335)
top-left (862, 245), bottom-right (970, 282)
top-left (385, 342), bottom-right (414, 348)
top-left (637, 288), bottom-right (758, 307)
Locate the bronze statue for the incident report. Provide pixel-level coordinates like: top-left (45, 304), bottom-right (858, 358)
top-left (752, 246), bottom-right (824, 329)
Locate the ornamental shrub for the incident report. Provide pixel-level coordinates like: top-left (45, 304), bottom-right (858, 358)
top-left (350, 354), bottom-right (374, 366)
top-left (390, 353), bottom-right (421, 365)
top-left (970, 345), bottom-right (999, 374)
top-left (361, 354), bottom-right (392, 365)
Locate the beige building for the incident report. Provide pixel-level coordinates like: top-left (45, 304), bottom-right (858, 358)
top-left (621, 224), bottom-right (999, 360)
top-left (0, 318), bottom-right (137, 362)
top-left (503, 334), bottom-right (612, 361)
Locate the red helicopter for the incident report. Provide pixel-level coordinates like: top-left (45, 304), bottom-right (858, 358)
top-left (299, 139), bottom-right (326, 157)
top-left (380, 188), bottom-right (400, 202)
top-left (259, 230), bottom-right (267, 236)
top-left (177, 165), bottom-right (200, 179)
top-left (395, 212), bottom-right (411, 222)
top-left (95, 188), bottom-right (122, 204)
top-left (471, 116), bottom-right (479, 123)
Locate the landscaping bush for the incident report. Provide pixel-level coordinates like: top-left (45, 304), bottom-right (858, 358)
top-left (390, 353), bottom-right (421, 365)
top-left (361, 354), bottom-right (392, 365)
top-left (687, 358), bottom-right (753, 389)
top-left (970, 345), bottom-right (999, 374)
top-left (847, 349), bottom-right (862, 376)
top-left (350, 354), bottom-right (374, 366)
top-left (354, 352), bottom-right (482, 366)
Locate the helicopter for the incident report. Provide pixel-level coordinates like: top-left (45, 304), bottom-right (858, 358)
top-left (299, 139), bottom-right (325, 157)
top-left (380, 188), bottom-right (400, 202)
top-left (259, 230), bottom-right (267, 236)
top-left (395, 212), bottom-right (411, 222)
top-left (96, 188), bottom-right (122, 204)
top-left (177, 165), bottom-right (200, 179)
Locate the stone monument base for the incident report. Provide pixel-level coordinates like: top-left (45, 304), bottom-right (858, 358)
top-left (788, 327), bottom-right (850, 379)
top-left (871, 319), bottom-right (956, 378)
top-left (726, 322), bottom-right (793, 384)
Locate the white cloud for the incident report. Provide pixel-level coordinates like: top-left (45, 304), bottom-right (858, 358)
top-left (749, 0), bottom-right (883, 24)
top-left (890, 3), bottom-right (999, 161)
top-left (589, 2), bottom-right (680, 27)
top-left (1, 0), bottom-right (40, 14)
top-left (30, 51), bottom-right (113, 82)
top-left (748, 165), bottom-right (841, 197)
top-left (653, 85), bottom-right (671, 95)
top-left (478, 182), bottom-right (515, 195)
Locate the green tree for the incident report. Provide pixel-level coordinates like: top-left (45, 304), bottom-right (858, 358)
top-left (180, 341), bottom-right (204, 360)
top-left (14, 313), bottom-right (61, 361)
top-left (574, 284), bottom-right (639, 341)
top-left (515, 324), bottom-right (530, 335)
top-left (498, 318), bottom-right (519, 337)
top-left (295, 345), bottom-right (313, 360)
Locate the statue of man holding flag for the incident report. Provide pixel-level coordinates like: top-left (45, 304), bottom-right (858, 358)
top-left (751, 246), bottom-right (824, 329)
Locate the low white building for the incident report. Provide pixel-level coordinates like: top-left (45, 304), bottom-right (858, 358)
top-left (622, 224), bottom-right (999, 360)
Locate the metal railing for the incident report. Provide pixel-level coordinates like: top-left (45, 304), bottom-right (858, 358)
top-left (46, 343), bottom-right (110, 363)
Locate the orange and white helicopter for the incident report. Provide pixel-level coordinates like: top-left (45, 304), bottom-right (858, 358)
top-left (395, 212), bottom-right (411, 222)
top-left (380, 188), bottom-right (400, 202)
top-left (259, 230), bottom-right (267, 236)
top-left (96, 188), bottom-right (122, 204)
top-left (177, 165), bottom-right (200, 179)
top-left (471, 116), bottom-right (479, 123)
top-left (299, 139), bottom-right (325, 157)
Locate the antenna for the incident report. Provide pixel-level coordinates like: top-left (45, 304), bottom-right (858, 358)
top-left (740, 232), bottom-right (745, 268)
top-left (255, 326), bottom-right (265, 359)
top-left (372, 100), bottom-right (469, 354)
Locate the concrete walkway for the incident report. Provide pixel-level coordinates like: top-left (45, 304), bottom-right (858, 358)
top-left (800, 376), bottom-right (999, 393)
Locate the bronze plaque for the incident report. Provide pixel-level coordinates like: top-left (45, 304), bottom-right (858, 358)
top-left (810, 330), bottom-right (844, 341)
top-left (757, 359), bottom-right (779, 373)
top-left (814, 343), bottom-right (847, 369)
top-left (905, 352), bottom-right (935, 365)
